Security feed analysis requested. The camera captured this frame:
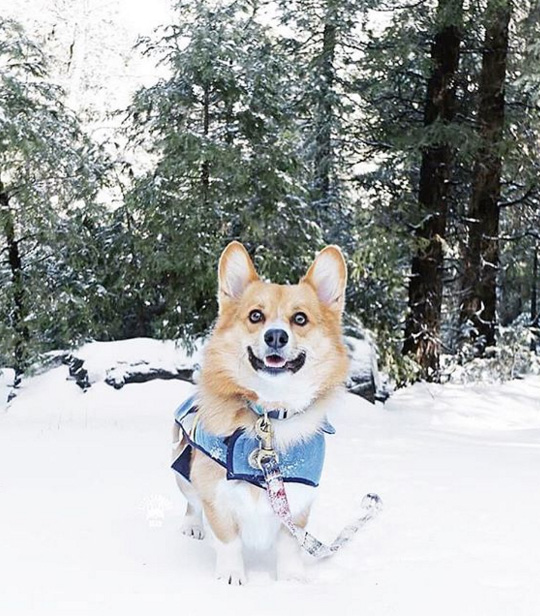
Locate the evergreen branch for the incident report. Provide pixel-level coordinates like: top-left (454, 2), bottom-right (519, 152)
top-left (9, 174), bottom-right (88, 195)
top-left (370, 1), bottom-right (429, 12)
top-left (499, 186), bottom-right (537, 208)
top-left (498, 231), bottom-right (540, 242)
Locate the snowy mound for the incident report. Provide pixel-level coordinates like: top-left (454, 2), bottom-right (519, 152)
top-left (58, 335), bottom-right (384, 402)
top-left (392, 379), bottom-right (540, 432)
top-left (1, 356), bottom-right (539, 614)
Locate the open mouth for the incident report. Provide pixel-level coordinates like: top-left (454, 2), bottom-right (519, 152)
top-left (247, 346), bottom-right (306, 375)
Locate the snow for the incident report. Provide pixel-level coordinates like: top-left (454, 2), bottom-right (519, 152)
top-left (1, 341), bottom-right (539, 616)
top-left (0, 368), bottom-right (14, 403)
top-left (344, 334), bottom-right (382, 397)
top-left (72, 337), bottom-right (202, 385)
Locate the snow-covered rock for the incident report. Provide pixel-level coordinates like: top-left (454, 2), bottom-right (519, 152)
top-left (58, 336), bottom-right (384, 402)
top-left (64, 338), bottom-right (203, 391)
top-left (0, 368), bottom-right (15, 411)
top-left (344, 334), bottom-right (387, 402)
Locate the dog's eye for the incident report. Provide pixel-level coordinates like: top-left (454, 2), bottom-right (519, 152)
top-left (248, 309), bottom-right (264, 324)
top-left (292, 312), bottom-right (308, 326)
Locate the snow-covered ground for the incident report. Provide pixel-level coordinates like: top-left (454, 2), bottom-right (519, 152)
top-left (1, 344), bottom-right (539, 616)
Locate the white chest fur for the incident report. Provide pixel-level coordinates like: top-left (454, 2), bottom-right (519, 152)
top-left (215, 478), bottom-right (315, 550)
top-left (244, 369), bottom-right (318, 413)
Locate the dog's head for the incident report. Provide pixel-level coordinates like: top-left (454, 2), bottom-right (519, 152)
top-left (203, 241), bottom-right (349, 410)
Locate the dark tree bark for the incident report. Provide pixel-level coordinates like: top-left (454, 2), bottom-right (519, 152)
top-left (531, 244), bottom-right (538, 352)
top-left (201, 82), bottom-right (210, 206)
top-left (313, 20), bottom-right (336, 211)
top-left (403, 0), bottom-right (463, 377)
top-left (0, 183), bottom-right (30, 378)
top-left (460, 1), bottom-right (511, 352)
top-left (532, 245), bottom-right (538, 325)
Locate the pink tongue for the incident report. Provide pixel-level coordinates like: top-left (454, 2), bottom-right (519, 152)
top-left (264, 355), bottom-right (286, 368)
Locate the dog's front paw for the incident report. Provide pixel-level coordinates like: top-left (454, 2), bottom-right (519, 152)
top-left (181, 517), bottom-right (205, 540)
top-left (216, 568), bottom-right (247, 586)
top-left (277, 562), bottom-right (309, 583)
top-left (276, 528), bottom-right (309, 582)
top-left (215, 537), bottom-right (246, 585)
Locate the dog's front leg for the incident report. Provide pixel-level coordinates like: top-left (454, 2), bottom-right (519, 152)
top-left (181, 501), bottom-right (205, 540)
top-left (276, 526), bottom-right (307, 582)
top-left (203, 499), bottom-right (246, 585)
top-left (215, 535), bottom-right (245, 585)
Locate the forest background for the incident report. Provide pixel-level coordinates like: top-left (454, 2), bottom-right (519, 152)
top-left (1, 0), bottom-right (539, 386)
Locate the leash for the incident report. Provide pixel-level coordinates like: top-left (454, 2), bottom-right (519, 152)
top-left (249, 414), bottom-right (383, 559)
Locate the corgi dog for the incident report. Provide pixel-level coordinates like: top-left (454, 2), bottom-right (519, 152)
top-left (172, 241), bottom-right (349, 584)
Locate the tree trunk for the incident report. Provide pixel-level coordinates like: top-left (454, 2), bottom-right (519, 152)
top-left (402, 0), bottom-right (463, 378)
top-left (460, 1), bottom-right (511, 352)
top-left (313, 20), bottom-right (336, 212)
top-left (201, 83), bottom-right (210, 206)
top-left (531, 244), bottom-right (538, 352)
top-left (532, 244), bottom-right (538, 323)
top-left (0, 184), bottom-right (30, 378)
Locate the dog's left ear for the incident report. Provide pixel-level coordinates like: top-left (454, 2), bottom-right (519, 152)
top-left (218, 241), bottom-right (259, 305)
top-left (302, 246), bottom-right (347, 312)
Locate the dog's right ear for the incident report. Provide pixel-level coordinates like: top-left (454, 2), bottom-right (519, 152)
top-left (218, 241), bottom-right (259, 305)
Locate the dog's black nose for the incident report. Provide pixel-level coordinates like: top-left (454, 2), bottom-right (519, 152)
top-left (264, 328), bottom-right (289, 350)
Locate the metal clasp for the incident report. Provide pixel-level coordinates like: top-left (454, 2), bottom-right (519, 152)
top-left (248, 414), bottom-right (278, 470)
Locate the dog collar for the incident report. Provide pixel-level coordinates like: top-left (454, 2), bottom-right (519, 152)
top-left (247, 401), bottom-right (336, 433)
top-left (247, 401), bottom-right (295, 420)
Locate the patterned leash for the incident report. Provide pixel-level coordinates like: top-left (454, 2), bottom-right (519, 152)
top-left (249, 414), bottom-right (383, 559)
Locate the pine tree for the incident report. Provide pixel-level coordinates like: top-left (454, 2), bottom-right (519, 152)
top-left (353, 0), bottom-right (540, 378)
top-left (0, 18), bottom-right (108, 375)
top-left (277, 0), bottom-right (362, 243)
top-left (459, 0), bottom-right (511, 352)
top-left (490, 2), bottom-right (540, 360)
top-left (402, 0), bottom-right (463, 377)
top-left (124, 0), bottom-right (321, 341)
top-left (274, 0), bottom-right (412, 369)
top-left (353, 1), bottom-right (472, 379)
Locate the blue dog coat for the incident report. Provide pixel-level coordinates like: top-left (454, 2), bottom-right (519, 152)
top-left (171, 394), bottom-right (335, 489)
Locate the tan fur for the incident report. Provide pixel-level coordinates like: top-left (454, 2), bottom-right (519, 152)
top-left (190, 451), bottom-right (238, 542)
top-left (174, 242), bottom-right (349, 581)
top-left (199, 278), bottom-right (348, 432)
